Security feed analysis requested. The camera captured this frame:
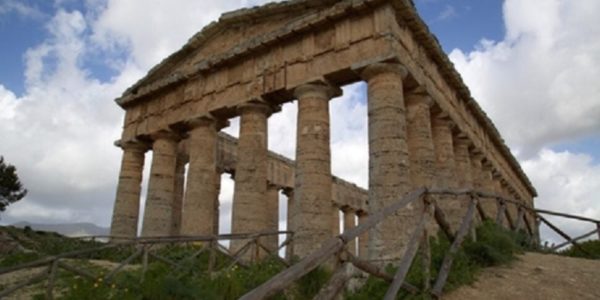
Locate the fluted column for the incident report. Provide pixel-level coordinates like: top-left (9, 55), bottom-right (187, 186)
top-left (432, 114), bottom-right (461, 230)
top-left (357, 211), bottom-right (369, 259)
top-left (283, 188), bottom-right (295, 260)
top-left (110, 140), bottom-right (148, 240)
top-left (171, 154), bottom-right (186, 235)
top-left (362, 63), bottom-right (410, 263)
top-left (293, 81), bottom-right (340, 258)
top-left (142, 131), bottom-right (180, 237)
top-left (406, 91), bottom-right (435, 234)
top-left (180, 117), bottom-right (220, 236)
top-left (343, 208), bottom-right (357, 256)
top-left (231, 101), bottom-right (271, 253)
top-left (264, 184), bottom-right (280, 253)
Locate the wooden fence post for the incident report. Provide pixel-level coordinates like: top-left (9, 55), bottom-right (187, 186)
top-left (431, 198), bottom-right (476, 297)
top-left (384, 208), bottom-right (430, 300)
top-left (46, 259), bottom-right (59, 300)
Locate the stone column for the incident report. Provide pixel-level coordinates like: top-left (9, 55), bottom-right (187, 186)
top-left (501, 180), bottom-right (517, 229)
top-left (361, 63), bottom-right (410, 263)
top-left (293, 82), bottom-right (340, 258)
top-left (283, 188), bottom-right (295, 260)
top-left (454, 135), bottom-right (475, 227)
top-left (432, 113), bottom-right (461, 230)
top-left (264, 184), bottom-right (280, 254)
top-left (332, 206), bottom-right (340, 236)
top-left (453, 135), bottom-right (473, 190)
top-left (110, 140), bottom-right (148, 240)
top-left (180, 117), bottom-right (219, 236)
top-left (231, 101), bottom-right (271, 253)
top-left (213, 173), bottom-right (221, 236)
top-left (357, 211), bottom-right (369, 259)
top-left (171, 154), bottom-right (187, 236)
top-left (141, 131), bottom-right (180, 237)
top-left (343, 208), bottom-right (357, 256)
top-left (481, 160), bottom-right (499, 220)
top-left (406, 91), bottom-right (435, 235)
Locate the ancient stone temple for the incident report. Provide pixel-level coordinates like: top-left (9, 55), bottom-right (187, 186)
top-left (109, 0), bottom-right (537, 263)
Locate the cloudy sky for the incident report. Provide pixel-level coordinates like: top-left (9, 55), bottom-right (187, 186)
top-left (0, 0), bottom-right (599, 246)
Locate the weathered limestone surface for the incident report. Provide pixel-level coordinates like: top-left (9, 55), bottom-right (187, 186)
top-left (171, 155), bottom-right (186, 235)
top-left (110, 0), bottom-right (538, 258)
top-left (357, 212), bottom-right (369, 259)
top-left (432, 114), bottom-right (462, 230)
top-left (453, 135), bottom-right (474, 224)
top-left (231, 102), bottom-right (271, 253)
top-left (406, 91), bottom-right (435, 234)
top-left (181, 118), bottom-right (219, 236)
top-left (142, 132), bottom-right (179, 237)
top-left (362, 63), bottom-right (411, 262)
top-left (293, 82), bottom-right (339, 258)
top-left (343, 209), bottom-right (357, 256)
top-left (110, 141), bottom-right (147, 239)
top-left (283, 188), bottom-right (295, 259)
top-left (264, 184), bottom-right (280, 253)
top-left (481, 161), bottom-right (499, 220)
top-left (214, 133), bottom-right (369, 212)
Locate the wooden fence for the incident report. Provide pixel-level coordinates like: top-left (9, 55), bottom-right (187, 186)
top-left (0, 231), bottom-right (293, 299)
top-left (1, 187), bottom-right (598, 299)
top-left (240, 188), bottom-right (599, 300)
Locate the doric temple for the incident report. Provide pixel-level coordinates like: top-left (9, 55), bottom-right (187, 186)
top-left (109, 0), bottom-right (537, 263)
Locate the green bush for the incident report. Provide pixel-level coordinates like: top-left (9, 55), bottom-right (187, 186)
top-left (348, 220), bottom-right (526, 299)
top-left (559, 240), bottom-right (600, 259)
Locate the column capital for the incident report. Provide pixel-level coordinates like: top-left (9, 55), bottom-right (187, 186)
top-left (237, 99), bottom-right (275, 116)
top-left (482, 159), bottom-right (494, 170)
top-left (282, 187), bottom-right (294, 197)
top-left (114, 139), bottom-right (149, 153)
top-left (294, 80), bottom-right (342, 100)
top-left (267, 183), bottom-right (281, 191)
top-left (432, 112), bottom-right (456, 129)
top-left (405, 91), bottom-right (433, 107)
top-left (185, 115), bottom-right (229, 131)
top-left (341, 206), bottom-right (356, 214)
top-left (454, 135), bottom-right (472, 147)
top-left (360, 62), bottom-right (408, 81)
top-left (149, 130), bottom-right (182, 142)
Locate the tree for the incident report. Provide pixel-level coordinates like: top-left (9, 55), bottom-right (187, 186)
top-left (0, 156), bottom-right (27, 212)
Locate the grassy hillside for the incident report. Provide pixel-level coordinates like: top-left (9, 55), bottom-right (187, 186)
top-left (0, 222), bottom-right (558, 299)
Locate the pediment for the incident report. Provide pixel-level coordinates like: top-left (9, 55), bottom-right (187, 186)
top-left (125, 0), bottom-right (340, 96)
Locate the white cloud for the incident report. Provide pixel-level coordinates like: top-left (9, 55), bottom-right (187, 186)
top-left (449, 0), bottom-right (600, 158)
top-left (1, 0), bottom-right (598, 252)
top-left (449, 0), bottom-right (600, 244)
top-left (522, 149), bottom-right (600, 245)
top-left (0, 0), bottom-right (44, 19)
top-left (436, 5), bottom-right (458, 21)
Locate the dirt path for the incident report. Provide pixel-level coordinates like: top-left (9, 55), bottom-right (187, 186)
top-left (445, 252), bottom-right (600, 300)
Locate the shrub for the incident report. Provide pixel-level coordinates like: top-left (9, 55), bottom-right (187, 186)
top-left (559, 240), bottom-right (600, 259)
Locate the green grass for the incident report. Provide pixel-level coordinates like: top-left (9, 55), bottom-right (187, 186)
top-left (347, 220), bottom-right (528, 299)
top-left (558, 240), bottom-right (600, 259)
top-left (1, 222), bottom-right (534, 299)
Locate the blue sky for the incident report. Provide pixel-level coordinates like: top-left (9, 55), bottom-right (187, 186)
top-left (0, 0), bottom-right (599, 246)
